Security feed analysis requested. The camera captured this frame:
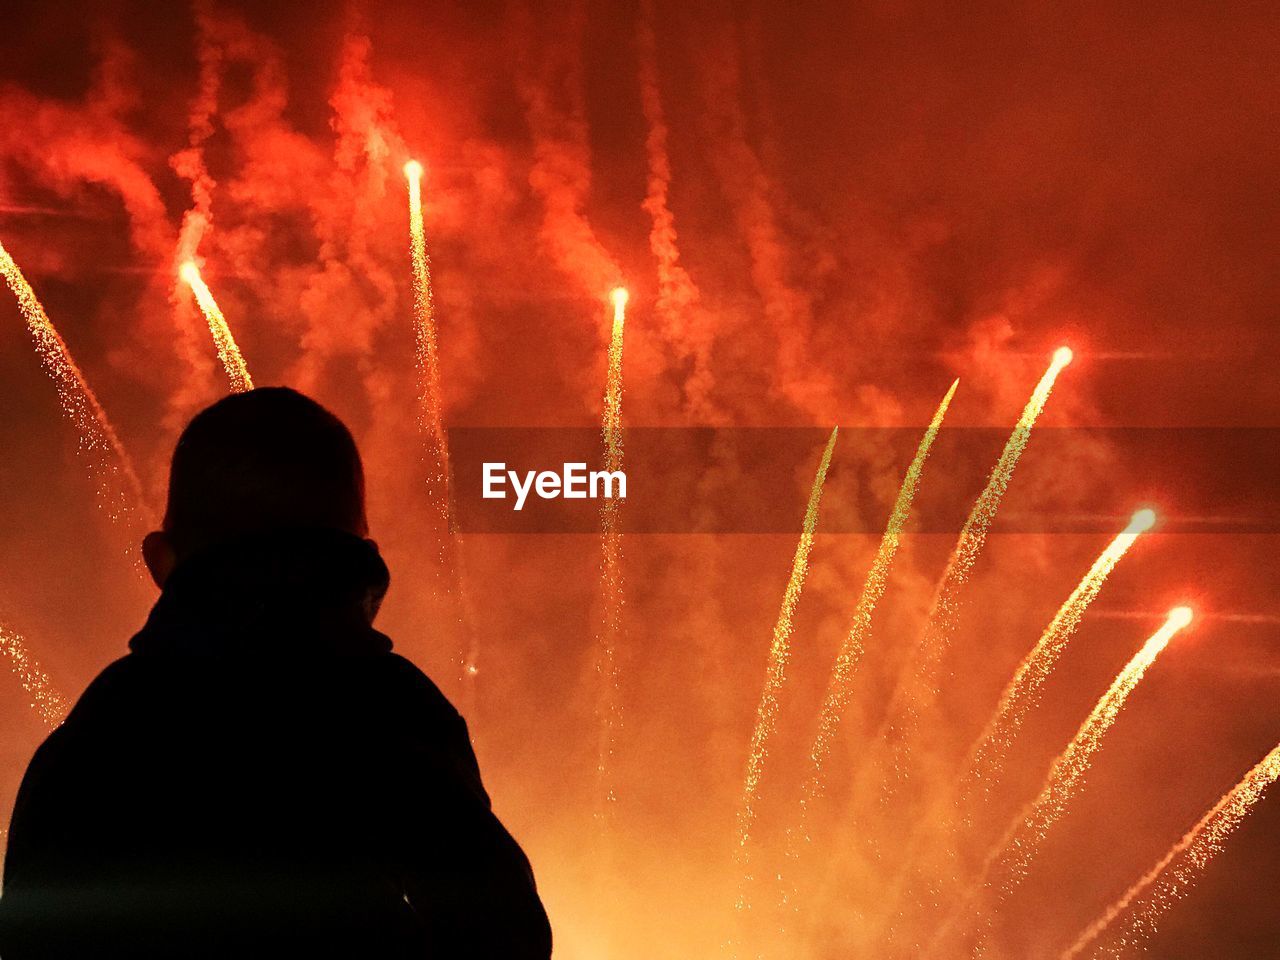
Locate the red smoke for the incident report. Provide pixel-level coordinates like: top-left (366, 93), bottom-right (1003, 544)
top-left (0, 2), bottom-right (1276, 958)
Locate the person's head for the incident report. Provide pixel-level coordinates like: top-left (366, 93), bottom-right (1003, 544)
top-left (143, 387), bottom-right (368, 587)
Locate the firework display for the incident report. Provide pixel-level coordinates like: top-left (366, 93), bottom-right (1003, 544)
top-left (0, 6), bottom-right (1274, 960)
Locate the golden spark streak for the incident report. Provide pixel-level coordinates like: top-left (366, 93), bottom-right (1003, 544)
top-left (993, 608), bottom-right (1190, 888)
top-left (801, 381), bottom-right (959, 814)
top-left (963, 508), bottom-right (1157, 808)
top-left (405, 160), bottom-right (449, 499)
top-left (0, 238), bottom-right (144, 524)
top-left (885, 348), bottom-right (1072, 782)
top-left (1, 625), bottom-right (70, 727)
top-left (734, 427), bottom-right (839, 907)
top-left (404, 160), bottom-right (476, 690)
top-left (1061, 741), bottom-right (1280, 960)
top-left (596, 287), bottom-right (629, 819)
top-left (179, 261), bottom-right (254, 393)
top-left (774, 385), bottom-right (955, 943)
top-left (927, 609), bottom-right (1191, 958)
top-left (874, 509), bottom-right (1156, 952)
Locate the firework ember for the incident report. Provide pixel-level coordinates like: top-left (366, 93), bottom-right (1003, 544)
top-left (962, 507), bottom-right (1158, 811)
top-left (0, 238), bottom-right (145, 526)
top-left (179, 261), bottom-right (254, 393)
top-left (1062, 741), bottom-right (1280, 960)
top-left (734, 426), bottom-right (838, 923)
top-left (0, 624), bottom-right (69, 728)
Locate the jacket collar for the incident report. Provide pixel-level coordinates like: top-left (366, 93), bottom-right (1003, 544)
top-left (130, 527), bottom-right (393, 657)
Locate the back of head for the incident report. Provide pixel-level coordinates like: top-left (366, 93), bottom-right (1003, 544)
top-left (164, 387), bottom-right (367, 558)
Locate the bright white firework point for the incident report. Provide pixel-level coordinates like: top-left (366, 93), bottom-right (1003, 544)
top-left (610, 286), bottom-right (629, 310)
top-left (1128, 508), bottom-right (1157, 533)
top-left (179, 261), bottom-right (200, 285)
top-left (404, 159), bottom-right (424, 180)
top-left (1053, 346), bottom-right (1074, 367)
top-left (1167, 606), bottom-right (1194, 630)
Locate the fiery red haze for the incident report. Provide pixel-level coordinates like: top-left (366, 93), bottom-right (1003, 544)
top-left (0, 2), bottom-right (1277, 958)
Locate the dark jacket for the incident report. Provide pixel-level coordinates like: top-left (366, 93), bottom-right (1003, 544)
top-left (0, 529), bottom-right (551, 959)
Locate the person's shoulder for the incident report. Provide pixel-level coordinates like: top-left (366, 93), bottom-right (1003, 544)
top-left (377, 652), bottom-right (462, 722)
top-left (21, 656), bottom-right (142, 768)
top-left (63, 655), bottom-right (149, 718)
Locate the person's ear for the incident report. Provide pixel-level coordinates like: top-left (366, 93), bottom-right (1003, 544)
top-left (141, 531), bottom-right (177, 589)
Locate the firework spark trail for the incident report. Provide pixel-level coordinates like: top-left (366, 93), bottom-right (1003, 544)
top-left (733, 426), bottom-right (839, 926)
top-left (1, 625), bottom-right (70, 727)
top-left (1061, 741), bottom-right (1280, 960)
top-left (880, 348), bottom-right (1073, 792)
top-left (602, 288), bottom-right (628, 475)
top-left (0, 238), bottom-right (145, 525)
top-left (179, 262), bottom-right (254, 392)
top-left (405, 160), bottom-right (448, 504)
top-left (595, 288), bottom-right (629, 820)
top-left (404, 160), bottom-right (479, 695)
top-left (927, 608), bottom-right (1192, 957)
top-left (961, 508), bottom-right (1157, 814)
top-left (798, 381), bottom-right (959, 827)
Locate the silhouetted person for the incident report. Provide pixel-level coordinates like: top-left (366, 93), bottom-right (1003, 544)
top-left (0, 387), bottom-right (551, 959)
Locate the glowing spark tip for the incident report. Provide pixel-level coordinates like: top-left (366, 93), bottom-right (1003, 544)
top-left (1128, 508), bottom-right (1157, 533)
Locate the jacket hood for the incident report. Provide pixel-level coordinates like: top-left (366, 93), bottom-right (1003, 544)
top-left (130, 527), bottom-right (392, 657)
